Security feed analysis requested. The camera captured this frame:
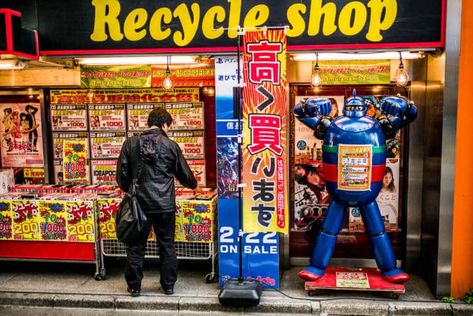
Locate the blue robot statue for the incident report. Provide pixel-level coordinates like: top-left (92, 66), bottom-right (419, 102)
top-left (294, 90), bottom-right (417, 284)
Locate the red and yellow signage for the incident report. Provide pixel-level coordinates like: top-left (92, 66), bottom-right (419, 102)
top-left (63, 139), bottom-right (88, 183)
top-left (242, 29), bottom-right (288, 234)
top-left (151, 62), bottom-right (214, 88)
top-left (338, 144), bottom-right (372, 191)
top-left (50, 88), bottom-right (200, 104)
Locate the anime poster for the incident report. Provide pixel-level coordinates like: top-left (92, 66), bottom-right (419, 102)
top-left (167, 130), bottom-right (205, 159)
top-left (127, 103), bottom-right (163, 130)
top-left (165, 102), bottom-right (204, 130)
top-left (0, 102), bottom-right (44, 167)
top-left (50, 104), bottom-right (88, 131)
top-left (52, 132), bottom-right (89, 159)
top-left (216, 137), bottom-right (239, 199)
top-left (0, 200), bottom-right (12, 240)
top-left (97, 198), bottom-right (120, 239)
top-left (90, 132), bottom-right (126, 159)
top-left (62, 140), bottom-right (88, 183)
top-left (292, 96), bottom-right (344, 232)
top-left (66, 201), bottom-right (95, 242)
top-left (349, 157), bottom-right (401, 232)
top-left (88, 104), bottom-right (126, 131)
top-left (91, 160), bottom-right (117, 185)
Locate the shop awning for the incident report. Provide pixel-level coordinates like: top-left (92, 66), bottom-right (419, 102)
top-left (0, 8), bottom-right (39, 61)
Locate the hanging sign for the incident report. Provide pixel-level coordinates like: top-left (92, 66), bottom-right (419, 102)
top-left (314, 60), bottom-right (391, 85)
top-left (242, 29), bottom-right (288, 234)
top-left (151, 62), bottom-right (215, 88)
top-left (62, 139), bottom-right (88, 183)
top-left (80, 65), bottom-right (151, 88)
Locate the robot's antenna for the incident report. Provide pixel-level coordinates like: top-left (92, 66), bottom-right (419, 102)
top-left (352, 88), bottom-right (357, 97)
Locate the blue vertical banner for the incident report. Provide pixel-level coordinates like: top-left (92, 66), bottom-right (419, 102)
top-left (215, 56), bottom-right (279, 288)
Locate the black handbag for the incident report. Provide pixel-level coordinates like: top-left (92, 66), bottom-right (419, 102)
top-left (115, 143), bottom-right (147, 244)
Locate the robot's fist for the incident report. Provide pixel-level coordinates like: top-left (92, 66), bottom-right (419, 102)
top-left (294, 98), bottom-right (332, 118)
top-left (380, 96), bottom-right (409, 117)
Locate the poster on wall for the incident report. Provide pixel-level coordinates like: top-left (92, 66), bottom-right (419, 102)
top-left (292, 96), bottom-right (344, 232)
top-left (91, 159), bottom-right (117, 185)
top-left (50, 104), bottom-right (88, 131)
top-left (242, 29), bottom-right (289, 234)
top-left (62, 139), bottom-right (88, 183)
top-left (54, 159), bottom-right (90, 185)
top-left (167, 130), bottom-right (205, 159)
top-left (52, 132), bottom-right (89, 159)
top-left (88, 104), bottom-right (126, 131)
top-left (127, 103), bottom-right (163, 131)
top-left (0, 102), bottom-right (45, 167)
top-left (90, 132), bottom-right (126, 159)
top-left (349, 158), bottom-right (401, 232)
top-left (166, 102), bottom-right (204, 130)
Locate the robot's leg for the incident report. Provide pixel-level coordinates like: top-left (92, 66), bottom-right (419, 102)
top-left (298, 200), bottom-right (345, 281)
top-left (360, 201), bottom-right (410, 284)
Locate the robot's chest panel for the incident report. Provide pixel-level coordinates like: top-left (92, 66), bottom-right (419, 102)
top-left (333, 116), bottom-right (376, 133)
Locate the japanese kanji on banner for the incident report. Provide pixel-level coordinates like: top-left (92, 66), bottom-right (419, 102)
top-left (242, 29), bottom-right (288, 234)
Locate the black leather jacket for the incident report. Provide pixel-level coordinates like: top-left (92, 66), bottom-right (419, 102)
top-left (116, 128), bottom-right (197, 213)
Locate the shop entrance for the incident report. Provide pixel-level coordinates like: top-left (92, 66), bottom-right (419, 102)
top-left (288, 83), bottom-right (411, 268)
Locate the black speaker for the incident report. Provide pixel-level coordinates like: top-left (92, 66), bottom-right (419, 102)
top-left (218, 279), bottom-right (263, 307)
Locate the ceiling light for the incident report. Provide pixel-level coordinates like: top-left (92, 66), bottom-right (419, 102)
top-left (292, 51), bottom-right (423, 61)
top-left (163, 56), bottom-right (173, 90)
top-left (395, 52), bottom-right (409, 87)
top-left (0, 59), bottom-right (26, 70)
top-left (311, 52), bottom-right (322, 87)
top-left (77, 56), bottom-right (196, 65)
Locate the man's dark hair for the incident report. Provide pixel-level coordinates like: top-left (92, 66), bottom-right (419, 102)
top-left (147, 108), bottom-right (173, 128)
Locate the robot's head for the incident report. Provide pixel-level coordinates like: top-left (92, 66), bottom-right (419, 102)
top-left (343, 89), bottom-right (366, 118)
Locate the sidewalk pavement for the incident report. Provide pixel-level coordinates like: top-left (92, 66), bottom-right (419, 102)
top-left (0, 258), bottom-right (472, 315)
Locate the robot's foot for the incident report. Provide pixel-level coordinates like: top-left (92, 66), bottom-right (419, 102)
top-left (298, 266), bottom-right (325, 281)
top-left (382, 268), bottom-right (410, 284)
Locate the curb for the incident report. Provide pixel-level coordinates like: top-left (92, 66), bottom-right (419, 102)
top-left (1, 292), bottom-right (473, 315)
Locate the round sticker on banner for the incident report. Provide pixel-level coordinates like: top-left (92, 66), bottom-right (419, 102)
top-left (297, 140), bottom-right (307, 150)
top-left (351, 207), bottom-right (361, 218)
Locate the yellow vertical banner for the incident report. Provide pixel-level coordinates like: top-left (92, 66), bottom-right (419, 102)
top-left (242, 29), bottom-right (288, 234)
top-left (63, 139), bottom-right (88, 183)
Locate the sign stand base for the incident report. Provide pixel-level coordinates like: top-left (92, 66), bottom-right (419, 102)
top-left (304, 267), bottom-right (405, 299)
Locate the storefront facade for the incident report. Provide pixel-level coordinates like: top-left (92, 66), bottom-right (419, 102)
top-left (0, 0), bottom-right (470, 298)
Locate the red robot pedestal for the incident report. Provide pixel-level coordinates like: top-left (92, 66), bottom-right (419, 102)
top-left (304, 267), bottom-right (405, 299)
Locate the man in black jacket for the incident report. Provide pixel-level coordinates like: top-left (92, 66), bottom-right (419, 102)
top-left (116, 108), bottom-right (198, 297)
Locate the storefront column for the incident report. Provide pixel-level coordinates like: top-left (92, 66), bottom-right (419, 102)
top-left (451, 0), bottom-right (473, 298)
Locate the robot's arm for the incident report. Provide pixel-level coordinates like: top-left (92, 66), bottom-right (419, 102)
top-left (378, 96), bottom-right (417, 139)
top-left (294, 98), bottom-right (334, 140)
